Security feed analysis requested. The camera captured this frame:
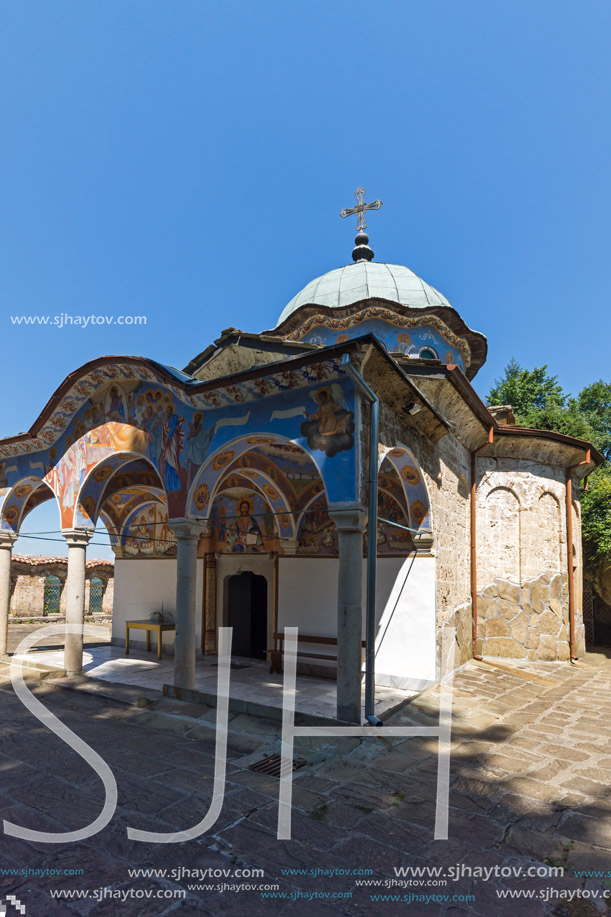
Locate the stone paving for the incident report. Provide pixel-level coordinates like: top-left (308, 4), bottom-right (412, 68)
top-left (1, 649), bottom-right (611, 915)
top-left (6, 622), bottom-right (111, 654)
top-left (10, 643), bottom-right (418, 722)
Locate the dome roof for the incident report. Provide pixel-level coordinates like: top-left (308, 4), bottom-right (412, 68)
top-left (276, 261), bottom-right (451, 327)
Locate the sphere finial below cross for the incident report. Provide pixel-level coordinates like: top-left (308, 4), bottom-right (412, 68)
top-left (351, 231), bottom-right (374, 263)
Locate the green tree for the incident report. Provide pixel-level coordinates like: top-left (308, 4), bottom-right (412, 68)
top-left (487, 357), bottom-right (566, 417)
top-left (487, 360), bottom-right (611, 563)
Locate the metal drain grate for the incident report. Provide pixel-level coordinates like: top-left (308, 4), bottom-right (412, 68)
top-left (248, 754), bottom-right (307, 777)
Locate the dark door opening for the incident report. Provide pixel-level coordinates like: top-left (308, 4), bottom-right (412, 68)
top-left (227, 572), bottom-right (268, 659)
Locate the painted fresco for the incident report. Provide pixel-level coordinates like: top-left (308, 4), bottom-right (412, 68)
top-left (296, 491), bottom-right (414, 556)
top-left (300, 384), bottom-right (354, 457)
top-left (380, 447), bottom-right (432, 532)
top-left (291, 314), bottom-right (468, 369)
top-left (376, 488), bottom-right (412, 554)
top-left (0, 356), bottom-right (359, 540)
top-left (186, 377), bottom-right (357, 519)
top-left (120, 503), bottom-right (177, 558)
top-left (297, 497), bottom-right (337, 554)
top-left (210, 488), bottom-right (279, 554)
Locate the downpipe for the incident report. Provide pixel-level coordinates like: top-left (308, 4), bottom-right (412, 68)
top-left (341, 354), bottom-right (382, 726)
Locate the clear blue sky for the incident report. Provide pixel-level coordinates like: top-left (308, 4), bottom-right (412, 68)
top-left (2, 1), bottom-right (610, 558)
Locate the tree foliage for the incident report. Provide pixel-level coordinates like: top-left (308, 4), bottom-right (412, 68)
top-left (487, 360), bottom-right (611, 563)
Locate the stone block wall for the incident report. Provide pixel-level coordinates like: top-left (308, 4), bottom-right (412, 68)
top-left (9, 556), bottom-right (114, 619)
top-left (476, 572), bottom-right (582, 661)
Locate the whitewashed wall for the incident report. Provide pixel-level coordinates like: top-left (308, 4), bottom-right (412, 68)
top-left (277, 556), bottom-right (436, 690)
top-left (112, 559), bottom-right (203, 652)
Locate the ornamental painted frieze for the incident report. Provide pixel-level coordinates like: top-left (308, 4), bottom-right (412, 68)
top-left (283, 308), bottom-right (472, 369)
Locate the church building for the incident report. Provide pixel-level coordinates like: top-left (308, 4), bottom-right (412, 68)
top-left (0, 192), bottom-right (601, 723)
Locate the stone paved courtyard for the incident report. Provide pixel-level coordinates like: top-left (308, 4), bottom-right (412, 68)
top-left (10, 642), bottom-right (417, 722)
top-left (1, 649), bottom-right (611, 915)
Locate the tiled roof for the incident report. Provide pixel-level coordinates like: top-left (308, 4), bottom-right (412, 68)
top-left (12, 555), bottom-right (113, 568)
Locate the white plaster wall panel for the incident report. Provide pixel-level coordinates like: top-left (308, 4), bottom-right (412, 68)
top-left (277, 556), bottom-right (435, 688)
top-left (374, 555), bottom-right (436, 690)
top-left (277, 558), bottom-right (338, 637)
top-left (112, 559), bottom-right (203, 651)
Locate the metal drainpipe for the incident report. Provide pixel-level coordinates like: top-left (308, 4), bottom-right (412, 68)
top-left (566, 449), bottom-right (591, 663)
top-left (471, 427), bottom-right (494, 662)
top-left (471, 452), bottom-right (483, 661)
top-left (341, 354), bottom-right (382, 726)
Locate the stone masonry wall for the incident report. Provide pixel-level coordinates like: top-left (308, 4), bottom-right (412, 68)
top-left (477, 573), bottom-right (575, 661)
top-left (9, 556), bottom-right (114, 619)
top-left (475, 456), bottom-right (585, 662)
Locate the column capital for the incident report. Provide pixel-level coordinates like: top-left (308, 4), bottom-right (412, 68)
top-left (169, 520), bottom-right (203, 541)
top-left (0, 532), bottom-right (18, 549)
top-left (62, 529), bottom-right (93, 547)
top-left (329, 508), bottom-right (367, 533)
top-left (412, 531), bottom-right (434, 553)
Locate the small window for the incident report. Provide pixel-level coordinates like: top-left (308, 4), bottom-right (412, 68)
top-left (43, 575), bottom-right (61, 615)
top-left (89, 576), bottom-right (104, 614)
top-left (419, 347), bottom-right (438, 361)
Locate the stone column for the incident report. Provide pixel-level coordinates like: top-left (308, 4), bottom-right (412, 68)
top-left (203, 553), bottom-right (217, 654)
top-left (63, 530), bottom-right (93, 676)
top-left (0, 533), bottom-right (17, 658)
top-left (330, 509), bottom-right (366, 724)
top-left (172, 522), bottom-right (201, 690)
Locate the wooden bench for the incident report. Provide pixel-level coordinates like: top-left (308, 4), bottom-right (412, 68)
top-left (268, 632), bottom-right (366, 675)
top-left (125, 619), bottom-right (176, 660)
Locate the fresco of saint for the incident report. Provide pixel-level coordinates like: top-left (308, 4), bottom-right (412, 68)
top-left (160, 405), bottom-right (184, 492)
top-left (106, 386), bottom-right (125, 422)
top-left (226, 498), bottom-right (264, 553)
top-left (300, 385), bottom-right (355, 458)
top-left (181, 412), bottom-right (216, 488)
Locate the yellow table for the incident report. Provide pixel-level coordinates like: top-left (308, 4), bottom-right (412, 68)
top-left (125, 619), bottom-right (176, 660)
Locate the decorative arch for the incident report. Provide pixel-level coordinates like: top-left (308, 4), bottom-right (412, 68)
top-left (483, 485), bottom-right (521, 583)
top-left (74, 452), bottom-right (167, 530)
top-left (212, 466), bottom-right (296, 540)
top-left (98, 508), bottom-right (121, 555)
top-left (0, 477), bottom-right (51, 534)
top-left (188, 434), bottom-right (328, 520)
top-left (379, 445), bottom-right (432, 533)
top-left (44, 423), bottom-right (156, 529)
top-left (537, 491), bottom-right (562, 574)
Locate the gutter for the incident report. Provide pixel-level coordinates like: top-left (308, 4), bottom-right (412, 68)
top-left (471, 427), bottom-right (494, 662)
top-left (566, 449), bottom-right (591, 663)
top-left (341, 353), bottom-right (382, 727)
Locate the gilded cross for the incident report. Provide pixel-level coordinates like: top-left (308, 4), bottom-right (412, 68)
top-left (339, 187), bottom-right (383, 232)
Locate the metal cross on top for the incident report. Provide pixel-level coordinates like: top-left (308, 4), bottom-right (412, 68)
top-left (339, 187), bottom-right (383, 232)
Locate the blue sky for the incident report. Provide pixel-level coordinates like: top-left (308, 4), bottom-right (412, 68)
top-left (2, 1), bottom-right (610, 558)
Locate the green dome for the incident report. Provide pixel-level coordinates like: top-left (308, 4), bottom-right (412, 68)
top-left (277, 261), bottom-right (451, 327)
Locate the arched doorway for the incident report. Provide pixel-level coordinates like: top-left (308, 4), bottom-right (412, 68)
top-left (89, 576), bottom-right (104, 615)
top-left (226, 571), bottom-right (268, 659)
top-left (43, 575), bottom-right (62, 616)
